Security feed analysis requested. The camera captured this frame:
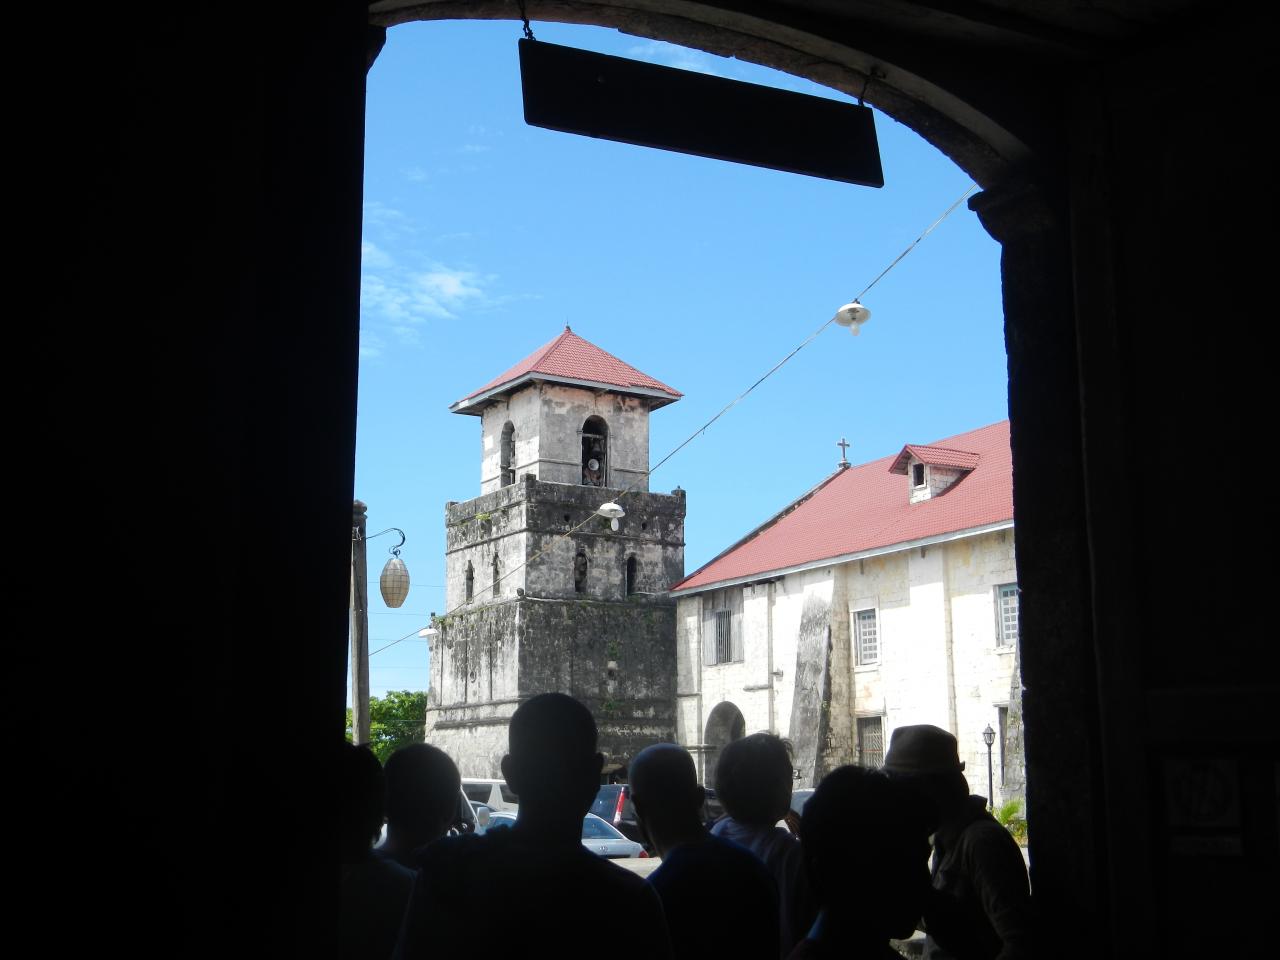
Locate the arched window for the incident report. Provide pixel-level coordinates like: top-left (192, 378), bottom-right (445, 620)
top-left (464, 561), bottom-right (474, 602)
top-left (574, 550), bottom-right (588, 594)
top-left (500, 421), bottom-right (515, 487)
top-left (581, 416), bottom-right (608, 487)
top-left (626, 555), bottom-right (637, 596)
top-left (491, 553), bottom-right (500, 597)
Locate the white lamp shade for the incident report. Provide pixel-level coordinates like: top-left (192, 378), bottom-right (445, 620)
top-left (833, 301), bottom-right (871, 334)
top-left (379, 557), bottom-right (410, 608)
top-left (597, 501), bottom-right (625, 521)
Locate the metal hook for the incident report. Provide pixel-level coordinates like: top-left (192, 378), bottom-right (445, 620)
top-left (367, 526), bottom-right (407, 557)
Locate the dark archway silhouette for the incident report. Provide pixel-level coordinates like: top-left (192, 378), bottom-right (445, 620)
top-left (703, 700), bottom-right (747, 789)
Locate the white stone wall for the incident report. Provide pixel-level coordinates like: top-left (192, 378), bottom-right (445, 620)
top-left (907, 458), bottom-right (970, 504)
top-left (479, 388), bottom-right (541, 495)
top-left (536, 383), bottom-right (651, 489)
top-left (476, 383), bottom-right (655, 495)
top-left (675, 527), bottom-right (1021, 802)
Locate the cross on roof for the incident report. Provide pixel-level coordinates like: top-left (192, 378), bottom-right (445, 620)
top-left (837, 437), bottom-right (851, 468)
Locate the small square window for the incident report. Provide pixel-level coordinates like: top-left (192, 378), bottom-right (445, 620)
top-left (996, 583), bottom-right (1019, 647)
top-left (855, 609), bottom-right (879, 664)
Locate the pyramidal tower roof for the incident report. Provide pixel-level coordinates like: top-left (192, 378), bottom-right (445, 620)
top-left (450, 327), bottom-right (683, 415)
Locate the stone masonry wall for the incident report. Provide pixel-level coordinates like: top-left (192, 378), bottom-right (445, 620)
top-left (426, 596), bottom-right (677, 776)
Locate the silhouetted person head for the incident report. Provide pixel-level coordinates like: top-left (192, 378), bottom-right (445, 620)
top-left (341, 741), bottom-right (386, 864)
top-left (629, 743), bottom-right (705, 856)
top-left (383, 743), bottom-right (461, 859)
top-left (882, 723), bottom-right (970, 828)
top-left (714, 733), bottom-right (793, 827)
top-left (501, 692), bottom-right (603, 839)
top-left (801, 766), bottom-right (933, 946)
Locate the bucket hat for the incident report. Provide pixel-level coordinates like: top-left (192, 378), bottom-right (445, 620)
top-left (881, 724), bottom-right (965, 776)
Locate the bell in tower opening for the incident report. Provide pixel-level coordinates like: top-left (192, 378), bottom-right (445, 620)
top-left (581, 416), bottom-right (608, 486)
top-left (433, 327), bottom-right (686, 777)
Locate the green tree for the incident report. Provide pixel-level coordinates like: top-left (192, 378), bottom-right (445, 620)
top-left (345, 690), bottom-right (429, 763)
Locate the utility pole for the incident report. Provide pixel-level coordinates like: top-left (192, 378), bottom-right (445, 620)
top-left (350, 499), bottom-right (370, 744)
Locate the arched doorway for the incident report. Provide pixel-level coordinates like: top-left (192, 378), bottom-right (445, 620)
top-left (703, 700), bottom-right (746, 789)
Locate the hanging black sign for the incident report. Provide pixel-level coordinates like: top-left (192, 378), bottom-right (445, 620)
top-left (519, 39), bottom-right (884, 188)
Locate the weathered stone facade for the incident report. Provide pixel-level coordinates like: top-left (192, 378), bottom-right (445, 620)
top-left (430, 343), bottom-right (685, 776)
top-left (676, 528), bottom-right (1024, 803)
top-left (477, 383), bottom-right (656, 495)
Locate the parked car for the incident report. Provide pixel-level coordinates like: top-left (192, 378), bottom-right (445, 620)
top-left (461, 777), bottom-right (519, 812)
top-left (790, 788), bottom-right (814, 816)
top-left (476, 810), bottom-right (647, 859)
top-left (591, 783), bottom-right (641, 843)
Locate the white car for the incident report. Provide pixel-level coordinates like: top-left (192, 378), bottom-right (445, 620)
top-left (461, 777), bottom-right (520, 812)
top-left (478, 810), bottom-right (649, 860)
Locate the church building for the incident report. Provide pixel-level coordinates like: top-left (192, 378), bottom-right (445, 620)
top-left (670, 420), bottom-right (1023, 805)
top-left (426, 328), bottom-right (687, 777)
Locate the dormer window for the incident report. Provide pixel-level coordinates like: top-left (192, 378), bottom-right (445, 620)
top-left (889, 442), bottom-right (980, 504)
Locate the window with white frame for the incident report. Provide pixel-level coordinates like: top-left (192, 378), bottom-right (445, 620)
top-left (996, 583), bottom-right (1019, 647)
top-left (702, 588), bottom-right (744, 666)
top-left (856, 716), bottom-right (885, 767)
top-left (855, 608), bottom-right (879, 664)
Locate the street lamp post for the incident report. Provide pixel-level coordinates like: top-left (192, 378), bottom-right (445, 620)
top-left (350, 499), bottom-right (410, 745)
top-left (983, 723), bottom-right (996, 809)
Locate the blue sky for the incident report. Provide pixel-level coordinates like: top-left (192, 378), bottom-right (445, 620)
top-left (353, 19), bottom-right (1006, 699)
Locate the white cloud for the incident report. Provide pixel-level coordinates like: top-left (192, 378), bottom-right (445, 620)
top-left (403, 166), bottom-right (430, 183)
top-left (361, 262), bottom-right (492, 326)
top-left (361, 241), bottom-right (393, 270)
top-left (626, 41), bottom-right (725, 77)
top-left (359, 329), bottom-right (384, 359)
top-left (457, 143), bottom-right (490, 155)
top-left (419, 267), bottom-right (483, 304)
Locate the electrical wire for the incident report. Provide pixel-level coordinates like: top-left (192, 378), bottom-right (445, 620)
top-left (369, 183), bottom-right (978, 653)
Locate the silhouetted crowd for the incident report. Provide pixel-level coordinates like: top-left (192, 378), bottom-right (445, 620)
top-left (342, 694), bottom-right (1035, 960)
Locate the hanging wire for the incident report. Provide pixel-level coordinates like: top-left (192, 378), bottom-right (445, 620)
top-left (371, 182), bottom-right (979, 652)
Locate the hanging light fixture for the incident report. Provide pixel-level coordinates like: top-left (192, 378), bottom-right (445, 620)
top-left (380, 554), bottom-right (410, 609)
top-left (372, 527), bottom-right (410, 609)
top-left (597, 501), bottom-right (626, 531)
top-left (832, 301), bottom-right (871, 335)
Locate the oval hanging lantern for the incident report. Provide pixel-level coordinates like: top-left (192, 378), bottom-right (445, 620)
top-left (380, 556), bottom-right (410, 608)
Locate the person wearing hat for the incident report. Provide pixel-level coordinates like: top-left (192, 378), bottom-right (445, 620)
top-left (882, 724), bottom-right (1034, 960)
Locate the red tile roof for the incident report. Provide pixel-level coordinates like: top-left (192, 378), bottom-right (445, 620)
top-left (672, 421), bottom-right (1012, 593)
top-left (888, 443), bottom-right (981, 474)
top-left (451, 328), bottom-right (682, 413)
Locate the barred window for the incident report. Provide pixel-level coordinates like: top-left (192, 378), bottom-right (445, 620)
top-left (855, 608), bottom-right (879, 664)
top-left (702, 588), bottom-right (743, 666)
top-left (857, 716), bottom-right (885, 768)
top-left (997, 583), bottom-right (1019, 647)
top-left (715, 610), bottom-right (732, 664)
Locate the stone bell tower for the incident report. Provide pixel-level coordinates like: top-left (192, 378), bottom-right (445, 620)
top-left (426, 327), bottom-right (686, 777)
